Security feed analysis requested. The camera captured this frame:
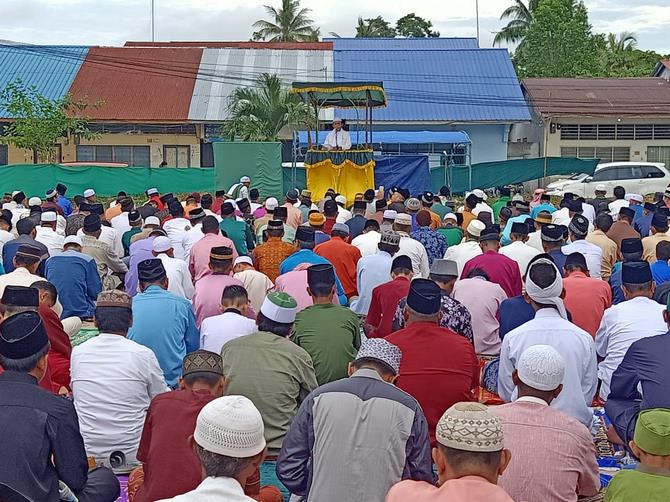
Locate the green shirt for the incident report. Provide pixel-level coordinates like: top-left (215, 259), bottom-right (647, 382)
top-left (605, 467), bottom-right (670, 502)
top-left (122, 227), bottom-right (142, 256)
top-left (431, 203), bottom-right (451, 220)
top-left (491, 196), bottom-right (511, 223)
top-left (292, 303), bottom-right (361, 386)
top-left (222, 331), bottom-right (317, 454)
top-left (437, 226), bottom-right (464, 247)
top-left (256, 223), bottom-right (296, 244)
top-left (220, 218), bottom-right (255, 255)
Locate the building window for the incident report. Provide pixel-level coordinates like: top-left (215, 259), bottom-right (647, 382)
top-left (561, 146), bottom-right (630, 162)
top-left (559, 123), bottom-right (670, 141)
top-left (647, 146), bottom-right (670, 167)
top-left (0, 145), bottom-right (7, 166)
top-left (76, 145), bottom-right (150, 167)
top-left (163, 145), bottom-right (191, 168)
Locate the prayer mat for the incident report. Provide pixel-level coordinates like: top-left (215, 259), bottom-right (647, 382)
top-left (70, 326), bottom-right (100, 347)
top-left (115, 474), bottom-right (129, 502)
top-left (476, 354), bottom-right (504, 405)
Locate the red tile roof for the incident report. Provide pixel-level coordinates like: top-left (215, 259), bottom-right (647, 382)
top-left (523, 78), bottom-right (670, 117)
top-left (68, 47), bottom-right (203, 121)
top-left (124, 41), bottom-right (333, 50)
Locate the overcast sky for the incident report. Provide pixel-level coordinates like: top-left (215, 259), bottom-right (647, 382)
top-left (1, 0), bottom-right (669, 54)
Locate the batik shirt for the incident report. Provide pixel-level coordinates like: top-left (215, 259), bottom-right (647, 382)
top-left (410, 226), bottom-right (448, 266)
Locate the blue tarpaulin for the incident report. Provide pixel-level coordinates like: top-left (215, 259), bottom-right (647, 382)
top-left (296, 130), bottom-right (470, 146)
top-left (373, 155), bottom-right (431, 195)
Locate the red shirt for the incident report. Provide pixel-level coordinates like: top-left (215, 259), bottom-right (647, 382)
top-left (323, 218), bottom-right (337, 235)
top-left (135, 389), bottom-right (217, 502)
top-left (461, 250), bottom-right (522, 298)
top-left (38, 304), bottom-right (72, 391)
top-left (387, 322), bottom-right (478, 445)
top-left (366, 276), bottom-right (411, 338)
top-left (563, 271), bottom-right (612, 338)
top-left (314, 237), bottom-right (362, 297)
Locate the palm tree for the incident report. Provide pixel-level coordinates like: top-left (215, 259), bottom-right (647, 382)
top-left (607, 32), bottom-right (637, 52)
top-left (493, 0), bottom-right (539, 46)
top-left (252, 0), bottom-right (319, 42)
top-left (223, 73), bottom-right (314, 142)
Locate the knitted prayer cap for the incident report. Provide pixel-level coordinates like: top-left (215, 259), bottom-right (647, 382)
top-left (436, 402), bottom-right (504, 452)
top-left (210, 246), bottom-right (234, 261)
top-left (355, 338), bottom-right (402, 375)
top-left (405, 198), bottom-right (421, 211)
top-left (634, 408), bottom-right (670, 456)
top-left (516, 345), bottom-right (565, 391)
top-left (183, 350), bottom-right (224, 377)
top-left (260, 292), bottom-right (298, 324)
top-left (380, 231), bottom-right (401, 246)
top-left (568, 215), bottom-right (589, 236)
top-left (96, 290), bottom-right (132, 309)
top-left (194, 396), bottom-right (266, 458)
top-left (308, 213), bottom-right (325, 226)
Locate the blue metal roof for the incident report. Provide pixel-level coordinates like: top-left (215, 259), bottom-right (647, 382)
top-left (331, 43), bottom-right (531, 123)
top-left (297, 130), bottom-right (470, 145)
top-left (0, 44), bottom-right (89, 118)
top-left (324, 37), bottom-right (479, 50)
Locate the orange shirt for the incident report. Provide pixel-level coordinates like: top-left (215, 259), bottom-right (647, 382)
top-left (104, 204), bottom-right (122, 222)
top-left (315, 236), bottom-right (361, 297)
top-left (253, 237), bottom-right (296, 281)
top-left (563, 270), bottom-right (612, 338)
top-left (460, 209), bottom-right (475, 230)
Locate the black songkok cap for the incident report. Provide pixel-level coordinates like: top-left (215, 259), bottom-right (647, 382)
top-left (364, 189), bottom-right (375, 201)
top-left (83, 214), bottom-right (102, 233)
top-left (295, 226), bottom-right (315, 243)
top-left (307, 263), bottom-right (335, 289)
top-left (268, 220), bottom-right (283, 229)
top-left (1, 286), bottom-right (39, 307)
top-left (406, 278), bottom-right (442, 315)
top-left (0, 311), bottom-right (49, 359)
top-left (375, 199), bottom-right (387, 211)
top-left (210, 246), bottom-right (234, 261)
top-left (189, 207), bottom-right (206, 221)
top-left (619, 206), bottom-right (635, 220)
top-left (273, 206), bottom-right (288, 218)
top-left (286, 188), bottom-right (299, 202)
top-left (541, 224), bottom-right (565, 242)
top-left (168, 201), bottom-right (183, 217)
top-left (652, 212), bottom-right (668, 230)
top-left (160, 193), bottom-right (175, 204)
top-left (510, 221), bottom-right (529, 235)
top-left (391, 255), bottom-right (412, 272)
top-left (220, 202), bottom-right (235, 216)
top-left (353, 200), bottom-right (367, 210)
top-left (215, 190), bottom-right (226, 197)
top-left (237, 198), bottom-right (250, 211)
top-left (16, 244), bottom-right (42, 260)
top-left (13, 191), bottom-right (26, 203)
top-left (622, 260), bottom-right (652, 285)
top-left (568, 200), bottom-right (583, 213)
top-left (621, 237), bottom-right (643, 254)
top-left (138, 258), bottom-right (167, 282)
top-left (128, 210), bottom-right (142, 224)
top-left (324, 200), bottom-right (338, 215)
top-left (645, 202), bottom-right (658, 212)
top-left (89, 203), bottom-right (104, 215)
top-left (479, 225), bottom-right (500, 241)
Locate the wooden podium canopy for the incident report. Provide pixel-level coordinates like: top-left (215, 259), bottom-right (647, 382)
top-left (291, 82), bottom-right (387, 108)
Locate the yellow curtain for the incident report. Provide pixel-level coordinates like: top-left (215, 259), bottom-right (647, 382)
top-left (305, 158), bottom-right (375, 204)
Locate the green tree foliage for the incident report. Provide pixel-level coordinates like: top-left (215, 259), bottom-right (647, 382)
top-left (252, 0), bottom-right (319, 42)
top-left (494, 0), bottom-right (539, 46)
top-left (514, 0), bottom-right (600, 78)
top-left (355, 16), bottom-right (397, 37)
top-left (0, 79), bottom-right (100, 163)
top-left (395, 13), bottom-right (440, 38)
top-left (223, 73), bottom-right (314, 142)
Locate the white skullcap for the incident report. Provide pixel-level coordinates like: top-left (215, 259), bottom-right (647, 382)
top-left (64, 235), bottom-right (82, 246)
top-left (240, 176), bottom-right (251, 183)
top-left (383, 209), bottom-right (397, 220)
top-left (333, 117), bottom-right (342, 122)
top-left (152, 236), bottom-right (172, 253)
top-left (436, 402), bottom-right (504, 452)
top-left (472, 203), bottom-right (492, 217)
top-left (234, 256), bottom-right (253, 266)
top-left (28, 197), bottom-right (42, 206)
top-left (146, 187), bottom-right (159, 196)
top-left (261, 292), bottom-right (298, 324)
top-left (40, 211), bottom-right (57, 223)
top-left (83, 189), bottom-right (95, 198)
top-left (472, 188), bottom-right (487, 201)
top-left (512, 194), bottom-right (524, 202)
top-left (516, 344), bottom-right (565, 391)
top-left (595, 184), bottom-right (607, 192)
top-left (265, 197), bottom-right (279, 210)
top-left (443, 212), bottom-right (457, 221)
top-left (194, 395), bottom-right (266, 458)
top-left (335, 195), bottom-right (347, 205)
top-left (626, 193), bottom-right (643, 203)
top-left (466, 219), bottom-right (486, 237)
top-left (144, 216), bottom-right (160, 227)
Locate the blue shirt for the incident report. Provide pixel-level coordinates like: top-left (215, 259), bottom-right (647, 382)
top-left (410, 226), bottom-right (448, 266)
top-left (610, 264), bottom-right (624, 305)
top-left (45, 250), bottom-right (101, 319)
top-left (279, 249), bottom-right (347, 305)
top-left (498, 295), bottom-right (535, 339)
top-left (651, 260), bottom-right (670, 285)
top-left (128, 285), bottom-right (199, 387)
top-left (345, 215), bottom-right (367, 239)
top-left (315, 231), bottom-right (330, 245)
top-left (530, 203), bottom-right (557, 218)
top-left (3, 235), bottom-right (49, 275)
top-left (501, 214), bottom-right (531, 246)
top-left (547, 249), bottom-right (567, 275)
top-left (635, 213), bottom-right (653, 238)
top-left (57, 197), bottom-right (73, 217)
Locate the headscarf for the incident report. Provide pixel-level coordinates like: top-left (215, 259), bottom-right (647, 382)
top-left (525, 258), bottom-right (568, 319)
top-left (530, 188), bottom-right (545, 209)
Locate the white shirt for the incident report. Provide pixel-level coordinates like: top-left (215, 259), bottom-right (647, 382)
top-left (9, 205), bottom-right (29, 228)
top-left (157, 476), bottom-right (256, 502)
top-left (336, 206), bottom-right (352, 224)
top-left (200, 311), bottom-right (257, 354)
top-left (444, 240), bottom-right (483, 277)
top-left (351, 231), bottom-right (381, 257)
top-left (595, 296), bottom-right (667, 400)
top-left (110, 212), bottom-right (131, 235)
top-left (77, 225), bottom-right (123, 258)
top-left (70, 333), bottom-right (168, 462)
top-left (162, 217), bottom-right (191, 260)
top-left (323, 128), bottom-right (352, 150)
top-left (498, 308), bottom-right (598, 429)
top-left (551, 207), bottom-right (571, 226)
top-left (0, 229), bottom-right (13, 255)
top-left (582, 203), bottom-right (596, 224)
top-left (609, 199), bottom-right (629, 220)
top-left (527, 230), bottom-right (544, 252)
top-left (499, 241), bottom-right (541, 278)
top-left (561, 239), bottom-right (603, 279)
top-left (181, 224), bottom-right (205, 264)
top-left (397, 232), bottom-right (430, 278)
top-left (0, 267), bottom-right (45, 298)
top-left (203, 209), bottom-right (222, 222)
top-left (156, 253), bottom-right (195, 299)
top-left (233, 269), bottom-right (273, 313)
top-left (349, 250), bottom-right (392, 315)
top-left (35, 226), bottom-right (65, 256)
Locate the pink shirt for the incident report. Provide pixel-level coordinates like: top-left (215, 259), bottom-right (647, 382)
top-left (493, 399), bottom-right (600, 502)
top-left (386, 476), bottom-right (515, 502)
top-left (188, 233), bottom-right (238, 282)
top-left (452, 277), bottom-right (508, 355)
top-left (563, 271), bottom-right (612, 338)
top-left (192, 274), bottom-right (244, 328)
top-left (273, 268), bottom-right (338, 312)
top-left (283, 203), bottom-right (303, 229)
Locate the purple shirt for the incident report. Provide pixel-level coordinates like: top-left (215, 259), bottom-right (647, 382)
top-left (192, 274), bottom-right (244, 328)
top-left (125, 237), bottom-right (155, 296)
top-left (461, 250), bottom-right (522, 298)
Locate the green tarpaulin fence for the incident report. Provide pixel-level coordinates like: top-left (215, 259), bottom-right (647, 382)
top-left (213, 142), bottom-right (283, 199)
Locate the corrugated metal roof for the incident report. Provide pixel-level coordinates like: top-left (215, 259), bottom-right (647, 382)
top-left (324, 37), bottom-right (479, 50)
top-left (188, 48), bottom-right (333, 122)
top-left (125, 41), bottom-right (333, 51)
top-left (68, 47), bottom-right (202, 121)
top-left (523, 78), bottom-right (670, 117)
top-left (0, 44), bottom-right (88, 118)
top-left (333, 46), bottom-right (531, 122)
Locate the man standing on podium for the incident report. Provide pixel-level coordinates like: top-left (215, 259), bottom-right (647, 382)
top-left (323, 118), bottom-right (352, 151)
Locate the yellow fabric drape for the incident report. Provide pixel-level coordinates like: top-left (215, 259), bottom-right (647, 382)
top-left (305, 158), bottom-right (375, 204)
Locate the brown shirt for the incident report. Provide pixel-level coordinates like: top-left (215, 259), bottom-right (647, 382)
top-left (253, 237), bottom-right (296, 281)
top-left (586, 230), bottom-right (618, 280)
top-left (606, 221), bottom-right (640, 250)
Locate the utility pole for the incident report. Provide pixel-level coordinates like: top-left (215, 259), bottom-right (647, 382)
top-left (151, 0), bottom-right (155, 42)
top-left (475, 0), bottom-right (480, 46)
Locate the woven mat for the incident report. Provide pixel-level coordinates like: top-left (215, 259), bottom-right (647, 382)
top-left (115, 475), bottom-right (128, 502)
